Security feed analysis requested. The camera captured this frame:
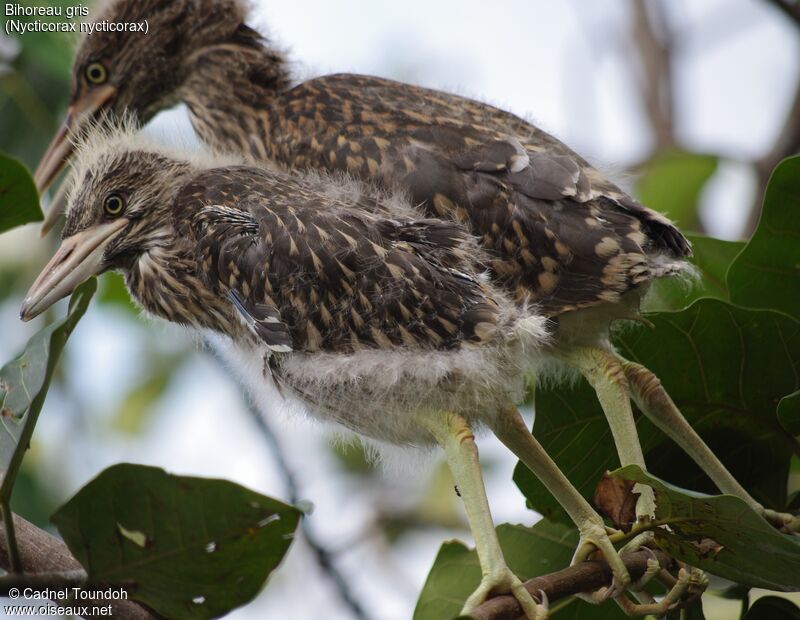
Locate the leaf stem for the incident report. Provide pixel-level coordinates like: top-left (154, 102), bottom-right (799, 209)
top-left (0, 501), bottom-right (21, 573)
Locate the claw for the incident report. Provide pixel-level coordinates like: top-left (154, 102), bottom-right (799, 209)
top-left (572, 518), bottom-right (633, 606)
top-left (462, 568), bottom-right (548, 620)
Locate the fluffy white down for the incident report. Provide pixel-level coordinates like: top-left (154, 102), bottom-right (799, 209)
top-left (209, 310), bottom-right (549, 447)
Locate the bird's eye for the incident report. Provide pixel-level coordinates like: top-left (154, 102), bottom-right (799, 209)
top-left (85, 62), bottom-right (108, 85)
top-left (104, 193), bottom-right (125, 217)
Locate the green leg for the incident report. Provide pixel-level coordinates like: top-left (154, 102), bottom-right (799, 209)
top-left (491, 407), bottom-right (631, 596)
top-left (562, 347), bottom-right (656, 522)
top-left (622, 359), bottom-right (800, 532)
top-left (419, 411), bottom-right (547, 619)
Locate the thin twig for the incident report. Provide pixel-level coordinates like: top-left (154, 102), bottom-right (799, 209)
top-left (245, 400), bottom-right (372, 620)
top-left (470, 548), bottom-right (675, 620)
top-left (206, 346), bottom-right (372, 620)
top-left (0, 501), bottom-right (21, 573)
top-left (629, 0), bottom-right (677, 154)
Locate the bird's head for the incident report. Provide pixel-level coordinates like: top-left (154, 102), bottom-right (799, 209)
top-left (22, 125), bottom-right (193, 321)
top-left (35, 0), bottom-right (249, 225)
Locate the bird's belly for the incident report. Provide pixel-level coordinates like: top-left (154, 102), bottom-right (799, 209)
top-left (272, 346), bottom-right (529, 445)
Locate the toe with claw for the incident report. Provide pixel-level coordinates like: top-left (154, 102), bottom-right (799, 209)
top-left (462, 568), bottom-right (548, 620)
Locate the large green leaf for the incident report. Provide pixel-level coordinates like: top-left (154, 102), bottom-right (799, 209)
top-left (635, 150), bottom-right (718, 231)
top-left (728, 156), bottom-right (800, 320)
top-left (643, 234), bottom-right (744, 312)
top-left (0, 279), bottom-right (95, 498)
top-left (612, 466), bottom-right (800, 591)
top-left (515, 300), bottom-right (800, 522)
top-left (52, 463), bottom-right (301, 620)
top-left (778, 391), bottom-right (800, 437)
top-left (0, 151), bottom-right (42, 233)
top-left (413, 521), bottom-right (626, 620)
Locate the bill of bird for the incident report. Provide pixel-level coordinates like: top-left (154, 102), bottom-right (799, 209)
top-left (33, 0), bottom-right (798, 534)
top-left (23, 125), bottom-right (702, 617)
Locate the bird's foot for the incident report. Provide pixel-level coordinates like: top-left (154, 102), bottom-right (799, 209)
top-left (615, 566), bottom-right (708, 618)
top-left (572, 518), bottom-right (632, 602)
top-left (462, 568), bottom-right (548, 620)
top-left (628, 548), bottom-right (662, 592)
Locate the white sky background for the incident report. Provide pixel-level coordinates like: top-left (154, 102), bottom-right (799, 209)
top-left (1, 1), bottom-right (799, 619)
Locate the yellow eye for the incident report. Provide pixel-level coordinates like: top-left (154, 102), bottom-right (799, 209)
top-left (85, 62), bottom-right (107, 85)
top-left (104, 193), bottom-right (125, 216)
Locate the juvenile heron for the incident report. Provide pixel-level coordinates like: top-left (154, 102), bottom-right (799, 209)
top-left (34, 0), bottom-right (796, 532)
top-left (23, 127), bottom-right (690, 618)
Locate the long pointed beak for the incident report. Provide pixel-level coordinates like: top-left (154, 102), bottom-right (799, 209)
top-left (36, 85), bottom-right (117, 234)
top-left (20, 218), bottom-right (128, 322)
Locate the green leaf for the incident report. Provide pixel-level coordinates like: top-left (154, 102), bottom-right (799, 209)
top-left (413, 521), bottom-right (625, 620)
top-left (612, 466), bottom-right (800, 591)
top-left (778, 391), bottom-right (800, 437)
top-left (414, 540), bottom-right (478, 620)
top-left (742, 596), bottom-right (800, 619)
top-left (0, 279), bottom-right (96, 499)
top-left (635, 150), bottom-right (718, 231)
top-left (728, 156), bottom-right (800, 320)
top-left (515, 300), bottom-right (800, 522)
top-left (644, 234), bottom-right (744, 312)
top-left (97, 272), bottom-right (139, 314)
top-left (52, 463), bottom-right (301, 620)
top-left (0, 151), bottom-right (42, 234)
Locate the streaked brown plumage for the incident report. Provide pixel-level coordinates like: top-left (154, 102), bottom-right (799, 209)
top-left (63, 145), bottom-right (499, 358)
top-left (179, 166), bottom-right (500, 354)
top-left (186, 51), bottom-right (689, 318)
top-left (33, 0), bottom-right (798, 538)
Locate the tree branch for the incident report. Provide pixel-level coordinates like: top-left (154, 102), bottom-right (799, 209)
top-left (0, 512), bottom-right (160, 620)
top-left (470, 548), bottom-right (675, 620)
top-left (630, 0), bottom-right (677, 154)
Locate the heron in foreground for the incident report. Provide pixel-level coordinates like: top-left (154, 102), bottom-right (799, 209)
top-left (24, 127), bottom-right (704, 617)
top-left (34, 0), bottom-right (797, 533)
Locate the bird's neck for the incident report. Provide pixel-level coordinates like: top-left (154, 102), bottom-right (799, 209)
top-left (125, 241), bottom-right (241, 338)
top-left (180, 41), bottom-right (291, 158)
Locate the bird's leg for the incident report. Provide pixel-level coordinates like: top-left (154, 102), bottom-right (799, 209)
top-left (562, 347), bottom-right (656, 525)
top-left (491, 408), bottom-right (632, 601)
top-left (621, 359), bottom-right (800, 532)
top-left (418, 411), bottom-right (547, 620)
